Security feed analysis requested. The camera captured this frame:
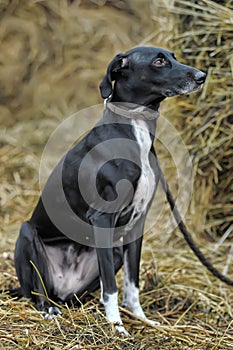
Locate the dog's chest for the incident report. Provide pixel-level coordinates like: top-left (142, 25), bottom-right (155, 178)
top-left (124, 119), bottom-right (155, 230)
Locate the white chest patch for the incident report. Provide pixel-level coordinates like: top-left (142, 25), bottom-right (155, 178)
top-left (125, 119), bottom-right (155, 230)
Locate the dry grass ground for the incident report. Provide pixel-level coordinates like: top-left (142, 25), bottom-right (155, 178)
top-left (1, 94), bottom-right (233, 350)
top-left (1, 0), bottom-right (233, 349)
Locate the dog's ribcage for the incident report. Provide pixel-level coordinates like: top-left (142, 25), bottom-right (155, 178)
top-left (124, 119), bottom-right (155, 230)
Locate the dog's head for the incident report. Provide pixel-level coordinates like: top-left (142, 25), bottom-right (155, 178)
top-left (100, 46), bottom-right (206, 108)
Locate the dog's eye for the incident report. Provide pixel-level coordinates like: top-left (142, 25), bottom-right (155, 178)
top-left (152, 58), bottom-right (166, 67)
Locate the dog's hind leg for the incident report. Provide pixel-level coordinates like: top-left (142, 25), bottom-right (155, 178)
top-left (14, 221), bottom-right (60, 318)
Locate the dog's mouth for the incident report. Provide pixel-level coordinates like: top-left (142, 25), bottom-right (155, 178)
top-left (178, 82), bottom-right (203, 95)
top-left (164, 81), bottom-right (203, 97)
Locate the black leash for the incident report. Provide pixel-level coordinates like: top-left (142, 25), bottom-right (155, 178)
top-left (157, 154), bottom-right (233, 286)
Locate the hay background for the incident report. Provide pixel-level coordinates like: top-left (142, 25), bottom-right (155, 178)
top-left (0, 0), bottom-right (233, 348)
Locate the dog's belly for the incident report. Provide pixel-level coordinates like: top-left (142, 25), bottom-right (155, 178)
top-left (44, 244), bottom-right (98, 300)
top-left (120, 119), bottom-right (155, 231)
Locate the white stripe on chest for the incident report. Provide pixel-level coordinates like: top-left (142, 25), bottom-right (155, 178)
top-left (126, 119), bottom-right (155, 230)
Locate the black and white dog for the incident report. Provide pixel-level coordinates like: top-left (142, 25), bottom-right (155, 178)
top-left (14, 46), bottom-right (206, 335)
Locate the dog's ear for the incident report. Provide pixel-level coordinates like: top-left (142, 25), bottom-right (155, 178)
top-left (99, 53), bottom-right (129, 99)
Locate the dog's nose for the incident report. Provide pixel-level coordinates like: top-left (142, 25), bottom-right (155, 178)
top-left (194, 71), bottom-right (206, 85)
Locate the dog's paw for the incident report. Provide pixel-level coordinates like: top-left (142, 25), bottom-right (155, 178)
top-left (43, 306), bottom-right (62, 320)
top-left (114, 324), bottom-right (130, 337)
top-left (144, 318), bottom-right (160, 326)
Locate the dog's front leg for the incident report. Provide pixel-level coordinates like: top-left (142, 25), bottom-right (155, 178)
top-left (123, 222), bottom-right (160, 326)
top-left (96, 246), bottom-right (127, 334)
top-left (92, 220), bottom-right (128, 336)
top-left (122, 235), bottom-right (145, 318)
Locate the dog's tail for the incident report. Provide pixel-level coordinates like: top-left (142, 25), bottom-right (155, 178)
top-left (1, 286), bottom-right (23, 298)
top-left (158, 159), bottom-right (233, 286)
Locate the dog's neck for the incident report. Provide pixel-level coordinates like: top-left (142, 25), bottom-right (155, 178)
top-left (105, 100), bottom-right (160, 121)
top-left (110, 83), bottom-right (165, 112)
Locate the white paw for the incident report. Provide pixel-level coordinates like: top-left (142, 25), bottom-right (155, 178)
top-left (122, 304), bottom-right (160, 326)
top-left (144, 318), bottom-right (160, 326)
top-left (43, 306), bottom-right (62, 320)
top-left (114, 324), bottom-right (130, 337)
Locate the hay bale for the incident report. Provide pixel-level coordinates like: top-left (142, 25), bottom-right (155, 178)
top-left (0, 0), bottom-right (150, 126)
top-left (151, 0), bottom-right (233, 238)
